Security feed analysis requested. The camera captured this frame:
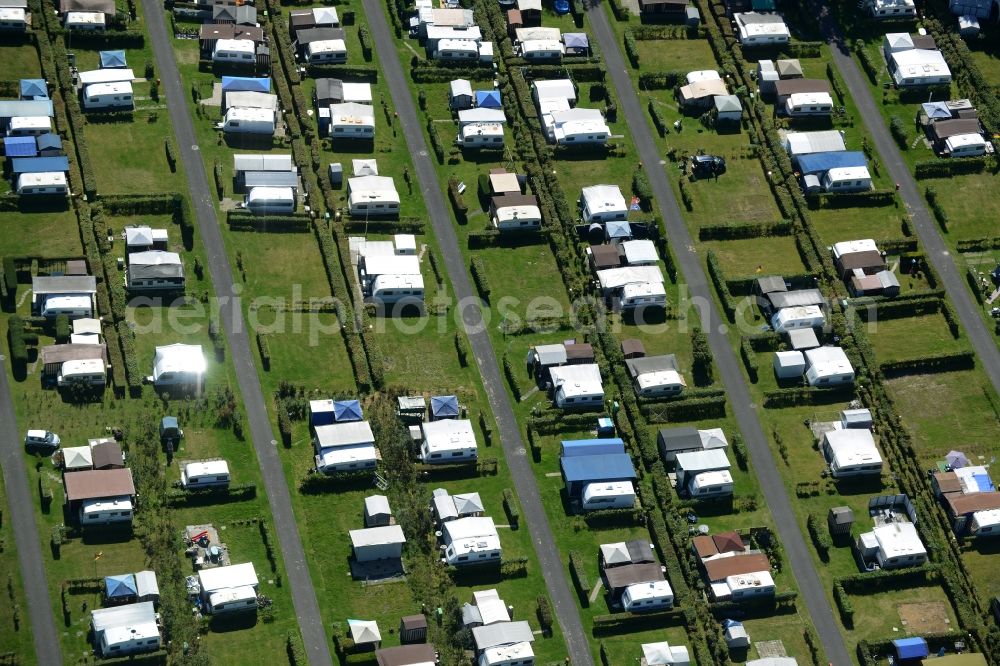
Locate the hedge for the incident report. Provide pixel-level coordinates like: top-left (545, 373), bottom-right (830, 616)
top-left (591, 608), bottom-right (684, 635)
top-left (501, 353), bottom-right (521, 402)
top-left (889, 116), bottom-right (909, 150)
top-left (569, 551), bottom-right (591, 604)
top-left (914, 156), bottom-right (988, 179)
top-left (640, 394), bottom-right (727, 422)
top-left (807, 189), bottom-right (896, 208)
top-left (739, 337), bottom-right (758, 383)
top-left (502, 488), bottom-right (520, 529)
top-left (286, 632), bottom-right (307, 666)
top-left (447, 176), bottom-right (468, 223)
top-left (305, 64), bottom-right (378, 81)
top-left (762, 385), bottom-right (854, 407)
top-left (165, 483), bottom-right (258, 507)
top-left (880, 350), bottom-right (975, 377)
top-left (699, 219), bottom-right (793, 241)
top-left (359, 25), bottom-right (373, 61)
top-left (690, 326), bottom-right (713, 386)
top-left (806, 513), bottom-right (831, 561)
top-left (638, 70), bottom-right (685, 90)
top-left (471, 256), bottom-right (491, 301)
top-left (227, 212), bottom-right (311, 232)
top-left (257, 332), bottom-right (271, 370)
top-left (623, 30), bottom-right (639, 68)
top-left (648, 100), bottom-right (669, 136)
top-left (632, 168), bottom-right (652, 210)
top-left (535, 595), bottom-right (553, 635)
top-left (8, 316), bottom-right (27, 364)
top-left (706, 251), bottom-right (736, 322)
top-left (115, 321), bottom-right (142, 393)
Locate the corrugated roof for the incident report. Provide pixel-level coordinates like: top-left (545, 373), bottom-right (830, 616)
top-left (64, 468), bottom-right (135, 501)
top-left (4, 136), bottom-right (37, 157)
top-left (11, 156), bottom-right (68, 174)
top-left (703, 553), bottom-right (770, 581)
top-left (796, 151), bottom-right (867, 176)
top-left (561, 453), bottom-right (636, 483)
top-left (604, 562), bottom-right (664, 590)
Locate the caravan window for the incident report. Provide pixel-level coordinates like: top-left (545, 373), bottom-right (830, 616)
top-left (451, 451), bottom-right (463, 457)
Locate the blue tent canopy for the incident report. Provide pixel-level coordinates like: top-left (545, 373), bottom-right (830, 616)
top-left (430, 395), bottom-right (459, 418)
top-left (4, 136), bottom-right (37, 157)
top-left (334, 399), bottom-right (363, 422)
top-left (10, 156), bottom-right (69, 174)
top-left (563, 33), bottom-right (589, 49)
top-left (921, 101), bottom-right (951, 121)
top-left (796, 151), bottom-right (867, 176)
top-left (221, 76), bottom-right (271, 93)
top-left (973, 473), bottom-right (995, 492)
top-left (99, 50), bottom-right (127, 68)
top-left (475, 90), bottom-right (501, 109)
top-left (605, 220), bottom-right (632, 239)
top-left (104, 574), bottom-right (137, 600)
top-left (35, 133), bottom-right (62, 152)
top-left (19, 79), bottom-right (47, 100)
top-left (893, 637), bottom-right (929, 660)
top-left (560, 438), bottom-right (625, 457)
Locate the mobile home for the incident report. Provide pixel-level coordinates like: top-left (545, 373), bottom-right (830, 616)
top-left (329, 102), bottom-right (375, 138)
top-left (420, 419), bottom-right (478, 463)
top-left (621, 581), bottom-right (674, 612)
top-left (785, 92), bottom-right (834, 116)
top-left (180, 460), bottom-right (231, 488)
top-left (581, 481), bottom-right (636, 511)
top-left (822, 166), bottom-right (872, 192)
top-left (17, 171), bottom-right (67, 195)
top-left (220, 106), bottom-right (275, 134)
top-left (822, 429), bottom-right (882, 477)
top-left (245, 186), bottom-right (295, 214)
top-left (348, 175), bottom-right (400, 216)
top-left (8, 115), bottom-right (51, 135)
top-left (307, 39), bottom-right (347, 63)
top-left (82, 82), bottom-right (134, 111)
top-left (213, 38), bottom-right (256, 63)
top-left (58, 359), bottom-right (106, 387)
top-left (458, 122), bottom-right (504, 148)
top-left (64, 10), bottom-right (105, 30)
top-left (0, 7), bottom-right (27, 31)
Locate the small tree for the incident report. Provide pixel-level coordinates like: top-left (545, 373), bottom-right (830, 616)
top-left (691, 326), bottom-right (714, 386)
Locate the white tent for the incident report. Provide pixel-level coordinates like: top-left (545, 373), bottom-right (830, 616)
top-left (348, 619), bottom-right (382, 645)
top-left (152, 344), bottom-right (206, 389)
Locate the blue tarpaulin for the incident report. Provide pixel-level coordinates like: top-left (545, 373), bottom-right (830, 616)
top-left (0, 100), bottom-right (53, 119)
top-left (893, 637), bottom-right (929, 660)
top-left (4, 136), bottom-right (37, 157)
top-left (475, 90), bottom-right (501, 109)
top-left (563, 33), bottom-right (589, 50)
top-left (104, 574), bottom-right (137, 600)
top-left (19, 79), bottom-right (47, 100)
top-left (560, 438), bottom-right (625, 457)
top-left (334, 399), bottom-right (363, 422)
top-left (99, 50), bottom-right (127, 68)
top-left (796, 151), bottom-right (867, 176)
top-left (10, 156), bottom-right (69, 174)
top-left (561, 453), bottom-right (636, 496)
top-left (921, 101), bottom-right (951, 120)
top-left (221, 76), bottom-right (271, 93)
top-left (430, 395), bottom-right (459, 418)
top-left (973, 473), bottom-right (995, 492)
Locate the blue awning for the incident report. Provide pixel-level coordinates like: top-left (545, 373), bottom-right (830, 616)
top-left (921, 101), bottom-right (951, 120)
top-left (796, 151), bottom-right (867, 176)
top-left (430, 395), bottom-right (459, 418)
top-left (476, 90), bottom-right (502, 109)
top-left (563, 33), bottom-right (589, 49)
top-left (222, 76), bottom-right (271, 93)
top-left (561, 438), bottom-right (625, 457)
top-left (893, 637), bottom-right (929, 660)
top-left (333, 399), bottom-right (363, 422)
top-left (19, 78), bottom-right (47, 100)
top-left (99, 50), bottom-right (127, 68)
top-left (104, 574), bottom-right (137, 599)
top-left (561, 453), bottom-right (636, 483)
top-left (10, 156), bottom-right (69, 174)
top-left (973, 473), bottom-right (994, 492)
top-left (4, 136), bottom-right (37, 157)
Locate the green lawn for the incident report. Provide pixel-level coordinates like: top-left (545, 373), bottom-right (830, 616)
top-left (808, 205), bottom-right (908, 246)
top-left (0, 207), bottom-right (82, 257)
top-left (884, 370), bottom-right (1000, 464)
top-left (0, 43), bottom-right (42, 79)
top-left (635, 36), bottom-right (716, 73)
top-left (84, 110), bottom-right (186, 195)
top-left (703, 236), bottom-right (808, 277)
top-left (849, 585), bottom-right (959, 643)
top-left (868, 313), bottom-right (968, 364)
top-left (926, 172), bottom-right (1000, 241)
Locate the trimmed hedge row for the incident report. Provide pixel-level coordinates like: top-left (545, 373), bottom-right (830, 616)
top-left (698, 219), bottom-right (793, 241)
top-left (165, 483), bottom-right (258, 507)
top-left (227, 212), bottom-right (311, 232)
top-left (706, 251), bottom-right (736, 322)
top-left (502, 488), bottom-right (520, 529)
top-left (591, 608), bottom-right (684, 635)
top-left (471, 256), bottom-right (491, 301)
top-left (806, 513), bottom-right (831, 561)
top-left (257, 332), bottom-right (270, 370)
top-left (639, 394), bottom-right (727, 422)
top-left (569, 551), bottom-right (590, 604)
top-left (880, 350), bottom-right (975, 377)
top-left (914, 156), bottom-right (988, 179)
top-left (739, 337), bottom-right (758, 383)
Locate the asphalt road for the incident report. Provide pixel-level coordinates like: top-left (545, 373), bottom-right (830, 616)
top-left (0, 366), bottom-right (62, 664)
top-left (817, 6), bottom-right (1000, 398)
top-left (140, 4), bottom-right (333, 664)
top-left (359, 1), bottom-right (594, 663)
top-left (587, 3), bottom-right (853, 663)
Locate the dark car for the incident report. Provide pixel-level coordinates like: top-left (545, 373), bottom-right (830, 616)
top-left (554, 0), bottom-right (570, 13)
top-left (690, 154), bottom-right (726, 178)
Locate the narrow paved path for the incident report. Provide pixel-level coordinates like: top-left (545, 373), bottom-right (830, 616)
top-left (140, 3), bottom-right (333, 663)
top-left (586, 3), bottom-right (852, 663)
top-left (817, 4), bottom-right (1000, 396)
top-left (360, 0), bottom-right (593, 662)
top-left (0, 367), bottom-right (62, 664)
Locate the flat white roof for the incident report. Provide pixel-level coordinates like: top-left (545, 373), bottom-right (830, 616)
top-left (426, 25), bottom-right (482, 41)
top-left (78, 68), bottom-right (135, 86)
top-left (624, 580), bottom-right (673, 601)
top-left (198, 562), bottom-right (258, 593)
top-left (532, 78), bottom-right (576, 102)
top-left (804, 346), bottom-right (853, 373)
top-left (946, 133), bottom-right (986, 149)
top-left (826, 166), bottom-right (871, 181)
top-left (622, 281), bottom-right (666, 300)
top-left (309, 39), bottom-right (347, 55)
top-left (10, 115), bottom-right (51, 129)
top-left (62, 358), bottom-right (105, 374)
top-left (318, 444), bottom-right (377, 468)
top-left (784, 130), bottom-right (846, 155)
top-left (18, 171), bottom-right (66, 187)
top-left (152, 343), bottom-right (206, 379)
top-left (184, 460), bottom-right (230, 477)
top-left (620, 240), bottom-right (658, 264)
top-left (443, 516), bottom-right (497, 542)
top-left (315, 421), bottom-right (375, 450)
top-left (349, 175), bottom-right (400, 202)
top-left (686, 69), bottom-right (721, 84)
top-left (84, 81), bottom-right (132, 97)
top-left (65, 11), bottom-right (104, 23)
top-left (635, 369), bottom-right (685, 391)
top-left (422, 419), bottom-right (477, 452)
top-left (363, 254), bottom-right (420, 276)
top-left (0, 7), bottom-right (25, 19)
top-left (458, 107), bottom-right (506, 125)
top-left (461, 123), bottom-right (504, 139)
top-left (726, 570), bottom-right (774, 590)
top-left (349, 525), bottom-right (406, 548)
top-left (372, 274), bottom-right (424, 291)
top-left (341, 82), bottom-right (372, 103)
top-left (515, 26), bottom-right (561, 42)
top-left (550, 363), bottom-right (603, 396)
top-left (92, 602), bottom-right (157, 634)
top-left (597, 266), bottom-right (666, 291)
top-left (691, 470), bottom-right (734, 487)
top-left (225, 107), bottom-right (274, 123)
top-left (128, 250), bottom-right (181, 266)
top-left (215, 38), bottom-right (256, 53)
top-left (788, 92), bottom-right (834, 106)
top-left (581, 184), bottom-right (626, 213)
top-left (832, 238), bottom-right (878, 259)
top-left (522, 39), bottom-right (564, 53)
top-left (676, 448), bottom-right (731, 472)
top-left (82, 497), bottom-right (133, 513)
top-left (872, 522), bottom-right (926, 558)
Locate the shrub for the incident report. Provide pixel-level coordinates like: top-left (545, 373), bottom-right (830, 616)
top-left (740, 337), bottom-right (758, 383)
top-left (569, 551), bottom-right (591, 604)
top-left (731, 433), bottom-right (749, 471)
top-left (164, 138), bottom-right (176, 172)
top-left (834, 582), bottom-right (854, 627)
top-left (501, 353), bottom-right (521, 401)
top-left (691, 326), bottom-right (714, 386)
top-left (359, 26), bottom-right (373, 61)
top-left (454, 332), bottom-right (468, 367)
top-left (213, 159), bottom-right (224, 199)
top-left (447, 176), bottom-right (468, 223)
top-left (535, 595), bottom-right (554, 635)
top-left (502, 488), bottom-right (520, 529)
top-left (277, 408), bottom-right (291, 447)
top-left (471, 256), bottom-right (491, 301)
top-left (915, 156), bottom-right (987, 179)
top-left (648, 100), bottom-right (669, 137)
top-left (632, 168), bottom-right (652, 211)
top-left (925, 187), bottom-right (948, 231)
top-left (623, 31), bottom-right (639, 68)
top-left (54, 314), bottom-right (70, 343)
top-left (257, 332), bottom-right (270, 370)
top-left (889, 116), bottom-right (908, 150)
top-left (807, 513), bottom-right (831, 561)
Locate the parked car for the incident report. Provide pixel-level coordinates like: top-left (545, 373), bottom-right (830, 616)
top-left (25, 429), bottom-right (60, 451)
top-left (690, 154), bottom-right (726, 178)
